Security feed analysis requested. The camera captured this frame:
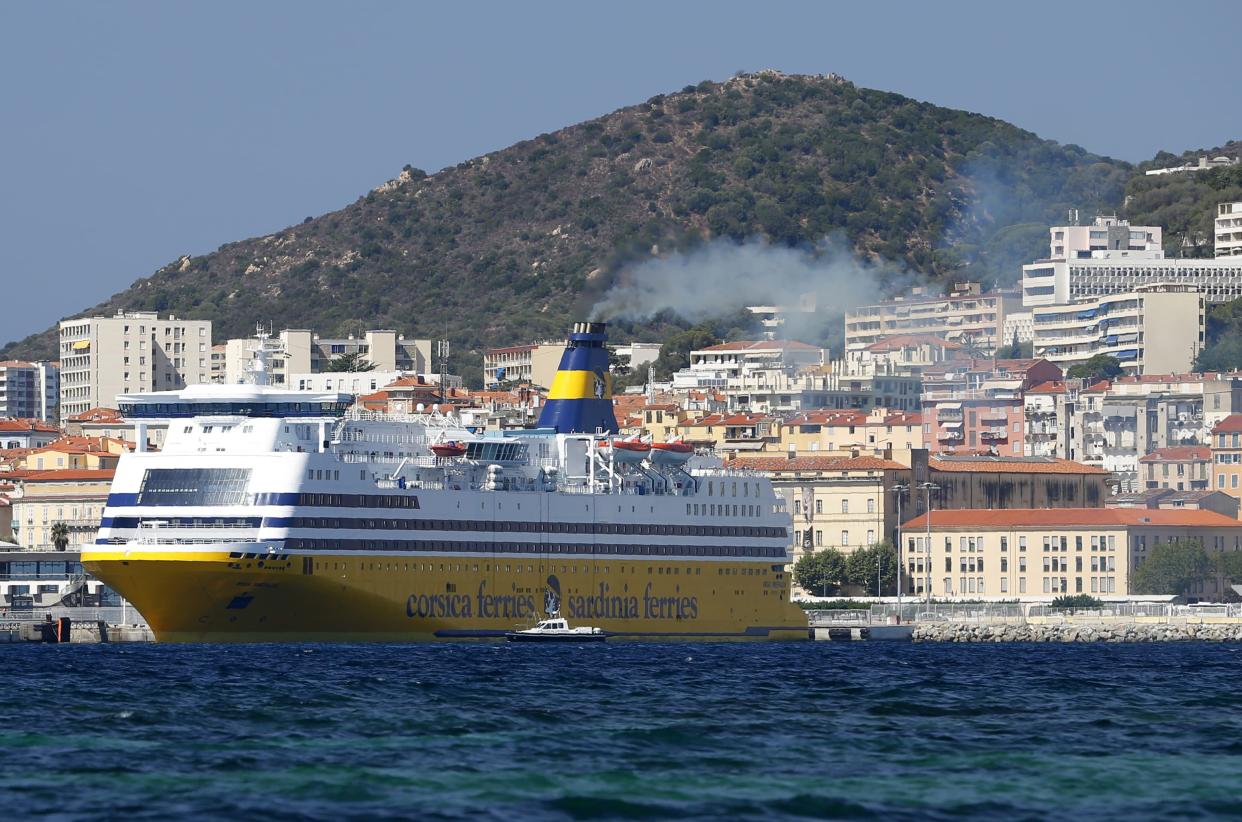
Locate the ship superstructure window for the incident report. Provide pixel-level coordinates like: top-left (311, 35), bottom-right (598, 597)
top-left (137, 468), bottom-right (253, 506)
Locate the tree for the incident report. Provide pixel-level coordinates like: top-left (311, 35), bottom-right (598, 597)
top-left (607, 348), bottom-right (631, 377)
top-left (1066, 353), bottom-right (1123, 382)
top-left (794, 549), bottom-right (847, 597)
top-left (50, 521), bottom-right (70, 552)
top-left (325, 352), bottom-right (377, 372)
top-left (844, 542), bottom-right (898, 594)
top-left (994, 331), bottom-right (1032, 359)
top-left (1131, 539), bottom-right (1211, 595)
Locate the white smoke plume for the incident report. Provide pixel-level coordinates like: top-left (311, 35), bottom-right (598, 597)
top-left (592, 236), bottom-right (920, 341)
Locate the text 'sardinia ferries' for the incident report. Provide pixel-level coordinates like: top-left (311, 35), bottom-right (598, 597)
top-left (81, 322), bottom-right (808, 641)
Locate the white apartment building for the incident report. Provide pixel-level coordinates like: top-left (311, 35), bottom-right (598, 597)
top-left (1047, 215), bottom-right (1161, 260)
top-left (1030, 284), bottom-right (1205, 376)
top-left (59, 312), bottom-right (212, 418)
top-left (483, 343), bottom-right (565, 389)
top-left (844, 283), bottom-right (1020, 353)
top-left (1022, 254), bottom-right (1242, 307)
top-left (688, 340), bottom-right (824, 376)
top-left (222, 329), bottom-right (432, 386)
top-left (1217, 202), bottom-right (1242, 258)
top-left (720, 361), bottom-right (922, 414)
top-left (0, 361), bottom-right (59, 422)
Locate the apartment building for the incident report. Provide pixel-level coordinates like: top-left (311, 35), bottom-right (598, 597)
top-left (0, 361), bottom-right (59, 422)
top-left (845, 335), bottom-right (965, 377)
top-left (1210, 414), bottom-right (1242, 498)
top-left (1217, 202), bottom-right (1242, 258)
top-left (777, 409), bottom-right (924, 455)
top-left (844, 282), bottom-right (1020, 352)
top-left (0, 420), bottom-right (59, 450)
top-left (1029, 284), bottom-right (1204, 376)
top-left (1108, 488), bottom-right (1240, 519)
top-left (59, 312), bottom-right (212, 418)
top-left (1075, 374), bottom-right (1242, 490)
top-left (901, 508), bottom-right (1242, 599)
top-left (1022, 255), bottom-right (1242, 307)
top-left (1047, 215), bottom-right (1162, 260)
top-left (224, 329), bottom-right (432, 386)
top-left (7, 469), bottom-right (115, 550)
top-left (1138, 446), bottom-right (1211, 491)
top-left (483, 343), bottom-right (565, 389)
top-left (717, 360), bottom-right (922, 414)
top-left (922, 358), bottom-right (1063, 456)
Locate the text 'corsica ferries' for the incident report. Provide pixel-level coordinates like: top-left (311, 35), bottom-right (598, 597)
top-left (81, 322), bottom-right (808, 641)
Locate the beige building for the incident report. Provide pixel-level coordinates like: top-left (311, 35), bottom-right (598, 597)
top-left (736, 455), bottom-right (909, 567)
top-left (844, 282), bottom-right (1020, 353)
top-left (1030, 284), bottom-right (1204, 376)
top-left (222, 329), bottom-right (431, 385)
top-left (900, 508), bottom-right (1242, 600)
top-left (483, 343), bottom-right (565, 390)
top-left (8, 469), bottom-right (115, 550)
top-left (59, 311), bottom-right (212, 417)
top-left (1216, 202), bottom-right (1242, 258)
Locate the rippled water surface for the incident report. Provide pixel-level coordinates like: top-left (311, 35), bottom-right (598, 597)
top-left (3, 641), bottom-right (1242, 819)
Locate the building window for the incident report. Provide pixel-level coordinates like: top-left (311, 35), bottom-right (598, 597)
top-left (815, 499), bottom-right (822, 514)
top-left (866, 498), bottom-right (874, 513)
top-left (840, 499), bottom-right (848, 514)
top-left (815, 530), bottom-right (822, 547)
top-left (1000, 578), bottom-right (1008, 593)
top-left (840, 530), bottom-right (848, 546)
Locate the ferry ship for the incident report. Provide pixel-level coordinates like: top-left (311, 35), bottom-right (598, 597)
top-left (80, 322), bottom-right (808, 641)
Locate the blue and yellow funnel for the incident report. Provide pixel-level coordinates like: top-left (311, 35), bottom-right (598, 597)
top-left (537, 322), bottom-right (618, 434)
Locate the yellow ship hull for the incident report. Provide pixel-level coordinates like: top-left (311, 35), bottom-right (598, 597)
top-left (83, 548), bottom-right (809, 642)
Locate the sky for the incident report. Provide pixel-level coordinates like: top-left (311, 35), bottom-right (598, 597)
top-left (1, 1), bottom-right (1239, 346)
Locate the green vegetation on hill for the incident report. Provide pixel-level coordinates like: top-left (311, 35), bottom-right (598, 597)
top-left (1123, 164), bottom-right (1242, 258)
top-left (1, 73), bottom-right (1137, 382)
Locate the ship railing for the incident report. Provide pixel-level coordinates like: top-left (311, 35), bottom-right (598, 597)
top-left (130, 536), bottom-right (260, 545)
top-left (0, 606), bottom-right (147, 627)
top-left (806, 609), bottom-right (872, 627)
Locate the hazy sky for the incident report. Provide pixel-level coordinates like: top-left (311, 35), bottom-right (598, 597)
top-left (2, 1), bottom-right (1238, 345)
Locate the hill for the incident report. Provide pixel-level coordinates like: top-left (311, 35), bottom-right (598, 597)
top-left (1, 72), bottom-right (1133, 384)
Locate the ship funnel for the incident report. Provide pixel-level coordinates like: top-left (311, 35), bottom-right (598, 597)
top-left (536, 321), bottom-right (619, 434)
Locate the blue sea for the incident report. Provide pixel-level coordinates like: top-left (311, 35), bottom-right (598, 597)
top-left (2, 641), bottom-right (1241, 820)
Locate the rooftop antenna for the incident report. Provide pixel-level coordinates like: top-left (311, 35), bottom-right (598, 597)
top-left (647, 365), bottom-right (655, 403)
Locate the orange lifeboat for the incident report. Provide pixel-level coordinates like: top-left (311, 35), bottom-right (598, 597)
top-left (597, 437), bottom-right (651, 464)
top-left (649, 441), bottom-right (693, 465)
top-left (430, 441), bottom-right (468, 458)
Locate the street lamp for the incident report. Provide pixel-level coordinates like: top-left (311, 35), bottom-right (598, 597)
top-left (890, 483), bottom-right (909, 620)
top-left (918, 482), bottom-right (940, 605)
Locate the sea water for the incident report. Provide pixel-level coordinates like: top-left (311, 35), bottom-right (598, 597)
top-left (2, 641), bottom-right (1241, 819)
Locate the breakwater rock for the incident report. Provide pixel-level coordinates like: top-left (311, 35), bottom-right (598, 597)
top-left (912, 622), bottom-right (1242, 643)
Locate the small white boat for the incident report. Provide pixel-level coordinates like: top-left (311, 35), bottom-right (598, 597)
top-left (505, 615), bottom-right (606, 643)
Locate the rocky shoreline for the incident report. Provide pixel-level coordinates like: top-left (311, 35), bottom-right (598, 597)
top-left (912, 622), bottom-right (1242, 643)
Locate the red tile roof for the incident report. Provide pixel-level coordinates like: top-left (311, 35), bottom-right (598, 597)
top-left (0, 419), bottom-right (58, 434)
top-left (1139, 446), bottom-right (1210, 463)
top-left (67, 407), bottom-right (124, 422)
top-left (1212, 414), bottom-right (1242, 434)
top-left (929, 456), bottom-right (1108, 475)
top-left (19, 469), bottom-right (116, 483)
top-left (903, 508), bottom-right (1242, 530)
top-left (1025, 381), bottom-right (1068, 395)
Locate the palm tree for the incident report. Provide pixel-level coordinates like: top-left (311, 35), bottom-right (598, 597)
top-left (50, 521), bottom-right (70, 551)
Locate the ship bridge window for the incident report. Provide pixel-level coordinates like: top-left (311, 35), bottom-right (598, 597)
top-left (137, 468), bottom-right (252, 506)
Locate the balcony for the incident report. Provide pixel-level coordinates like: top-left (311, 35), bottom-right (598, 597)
top-left (980, 429), bottom-right (1009, 442)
